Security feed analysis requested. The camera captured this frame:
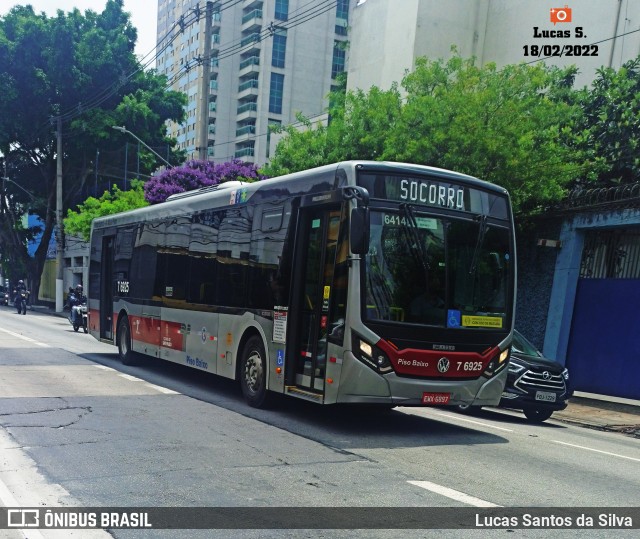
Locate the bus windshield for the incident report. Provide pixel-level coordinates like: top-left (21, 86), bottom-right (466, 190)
top-left (364, 209), bottom-right (512, 329)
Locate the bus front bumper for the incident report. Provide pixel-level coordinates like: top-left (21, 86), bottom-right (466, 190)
top-left (336, 352), bottom-right (508, 407)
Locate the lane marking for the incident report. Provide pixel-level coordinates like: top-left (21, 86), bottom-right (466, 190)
top-left (408, 480), bottom-right (502, 507)
top-left (552, 440), bottom-right (640, 463)
top-left (0, 327), bottom-right (49, 347)
top-left (145, 383), bottom-right (179, 395)
top-left (117, 372), bottom-right (179, 395)
top-left (93, 365), bottom-right (116, 372)
top-left (0, 480), bottom-right (46, 539)
top-left (118, 373), bottom-right (143, 382)
top-left (427, 410), bottom-right (514, 432)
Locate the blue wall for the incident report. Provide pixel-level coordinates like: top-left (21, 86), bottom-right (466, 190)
top-left (544, 208), bottom-right (640, 367)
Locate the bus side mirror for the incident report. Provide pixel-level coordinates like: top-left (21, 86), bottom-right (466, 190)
top-left (350, 207), bottom-right (369, 255)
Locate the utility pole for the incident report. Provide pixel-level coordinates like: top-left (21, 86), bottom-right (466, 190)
top-left (198, 1), bottom-right (214, 161)
top-left (56, 116), bottom-right (63, 312)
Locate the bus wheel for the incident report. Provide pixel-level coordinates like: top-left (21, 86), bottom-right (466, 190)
top-left (457, 403), bottom-right (482, 415)
top-left (117, 315), bottom-right (138, 366)
top-left (239, 335), bottom-right (270, 408)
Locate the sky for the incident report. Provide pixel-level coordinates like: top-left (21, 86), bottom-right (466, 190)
top-left (0, 0), bottom-right (158, 63)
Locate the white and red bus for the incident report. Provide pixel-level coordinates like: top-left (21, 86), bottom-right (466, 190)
top-left (89, 161), bottom-right (516, 408)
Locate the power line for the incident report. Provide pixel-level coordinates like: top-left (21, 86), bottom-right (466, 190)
top-left (163, 0), bottom-right (339, 89)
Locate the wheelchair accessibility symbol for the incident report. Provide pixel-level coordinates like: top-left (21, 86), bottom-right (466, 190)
top-left (447, 310), bottom-right (461, 328)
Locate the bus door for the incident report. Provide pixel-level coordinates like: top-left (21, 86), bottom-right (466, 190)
top-left (100, 236), bottom-right (115, 340)
top-left (289, 206), bottom-right (344, 394)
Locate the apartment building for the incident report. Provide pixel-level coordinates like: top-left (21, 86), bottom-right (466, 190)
top-left (156, 0), bottom-right (353, 165)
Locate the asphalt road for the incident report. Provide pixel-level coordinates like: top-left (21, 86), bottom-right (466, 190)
top-left (1, 306), bottom-right (639, 538)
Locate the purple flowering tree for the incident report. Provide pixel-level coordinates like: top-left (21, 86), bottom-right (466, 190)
top-left (144, 159), bottom-right (266, 204)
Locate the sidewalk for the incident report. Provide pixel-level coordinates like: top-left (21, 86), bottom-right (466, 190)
top-left (554, 391), bottom-right (640, 437)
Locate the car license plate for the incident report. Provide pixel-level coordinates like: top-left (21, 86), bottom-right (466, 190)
top-left (422, 392), bottom-right (450, 405)
top-left (535, 391), bottom-right (556, 402)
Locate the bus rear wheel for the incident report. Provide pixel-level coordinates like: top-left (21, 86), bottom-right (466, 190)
top-left (117, 315), bottom-right (138, 366)
top-left (239, 335), bottom-right (271, 408)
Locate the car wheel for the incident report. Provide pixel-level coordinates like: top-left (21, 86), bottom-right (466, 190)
top-left (523, 407), bottom-right (554, 423)
top-left (117, 315), bottom-right (138, 366)
top-left (239, 335), bottom-right (271, 408)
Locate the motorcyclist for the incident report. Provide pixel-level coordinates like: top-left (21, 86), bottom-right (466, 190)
top-left (14, 280), bottom-right (26, 295)
top-left (13, 279), bottom-right (28, 315)
top-left (69, 284), bottom-right (87, 325)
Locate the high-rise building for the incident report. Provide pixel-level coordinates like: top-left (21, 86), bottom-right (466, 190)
top-left (156, 0), bottom-right (353, 165)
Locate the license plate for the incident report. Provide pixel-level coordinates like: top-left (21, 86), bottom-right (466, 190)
top-left (535, 391), bottom-right (556, 402)
top-left (422, 392), bottom-right (450, 405)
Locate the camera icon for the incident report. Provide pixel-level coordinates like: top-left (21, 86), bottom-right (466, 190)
top-left (550, 5), bottom-right (572, 25)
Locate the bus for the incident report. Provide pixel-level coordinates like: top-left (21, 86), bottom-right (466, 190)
top-left (88, 161), bottom-right (516, 408)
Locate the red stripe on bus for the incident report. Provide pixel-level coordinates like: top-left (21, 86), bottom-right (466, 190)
top-left (376, 339), bottom-right (499, 378)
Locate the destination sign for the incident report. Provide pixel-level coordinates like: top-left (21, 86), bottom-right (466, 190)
top-left (399, 179), bottom-right (465, 210)
top-left (357, 173), bottom-right (509, 219)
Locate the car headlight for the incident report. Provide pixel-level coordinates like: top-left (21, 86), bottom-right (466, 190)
top-left (352, 334), bottom-right (393, 374)
top-left (562, 367), bottom-right (569, 381)
top-left (508, 362), bottom-right (525, 375)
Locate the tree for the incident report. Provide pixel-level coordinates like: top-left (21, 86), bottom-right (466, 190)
top-left (263, 85), bottom-right (403, 177)
top-left (264, 53), bottom-right (585, 214)
top-left (386, 56), bottom-right (582, 213)
top-left (64, 180), bottom-right (148, 241)
top-left (0, 1), bottom-right (186, 297)
top-left (144, 159), bottom-right (266, 204)
top-left (570, 56), bottom-right (640, 186)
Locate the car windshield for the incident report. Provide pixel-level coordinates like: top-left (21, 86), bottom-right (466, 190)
top-left (512, 330), bottom-right (544, 358)
top-left (364, 209), bottom-right (512, 328)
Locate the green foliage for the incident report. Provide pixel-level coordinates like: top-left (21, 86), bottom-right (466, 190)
top-left (265, 53), bottom-right (586, 215)
top-left (386, 56), bottom-right (582, 213)
top-left (64, 180), bottom-right (148, 241)
top-left (571, 57), bottom-right (640, 185)
top-left (0, 0), bottom-right (185, 292)
top-left (262, 86), bottom-right (403, 177)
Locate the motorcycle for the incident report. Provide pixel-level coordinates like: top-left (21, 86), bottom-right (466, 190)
top-left (70, 303), bottom-right (88, 333)
top-left (14, 289), bottom-right (29, 315)
top-left (68, 292), bottom-right (88, 333)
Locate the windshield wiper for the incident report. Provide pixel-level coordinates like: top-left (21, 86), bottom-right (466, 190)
top-left (399, 203), bottom-right (430, 280)
top-left (469, 214), bottom-right (488, 275)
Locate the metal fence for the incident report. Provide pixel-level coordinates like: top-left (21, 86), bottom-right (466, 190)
top-left (580, 229), bottom-right (640, 279)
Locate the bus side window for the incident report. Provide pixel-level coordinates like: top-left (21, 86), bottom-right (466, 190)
top-left (248, 204), bottom-right (286, 309)
top-left (188, 211), bottom-right (219, 305)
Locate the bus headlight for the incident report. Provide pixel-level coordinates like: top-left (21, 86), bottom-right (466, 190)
top-left (482, 348), bottom-right (509, 378)
top-left (353, 334), bottom-right (393, 374)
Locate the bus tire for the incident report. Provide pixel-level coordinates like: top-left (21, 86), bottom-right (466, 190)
top-left (457, 403), bottom-right (482, 415)
top-left (117, 315), bottom-right (138, 366)
top-left (239, 335), bottom-right (271, 408)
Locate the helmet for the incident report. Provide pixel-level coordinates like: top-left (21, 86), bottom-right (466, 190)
top-left (76, 284), bottom-right (83, 292)
top-left (18, 280), bottom-right (24, 285)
